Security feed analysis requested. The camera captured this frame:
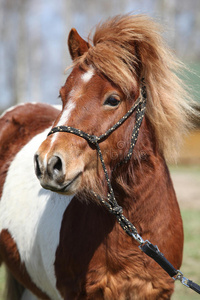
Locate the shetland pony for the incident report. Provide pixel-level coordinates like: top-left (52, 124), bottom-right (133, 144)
top-left (0, 15), bottom-right (196, 300)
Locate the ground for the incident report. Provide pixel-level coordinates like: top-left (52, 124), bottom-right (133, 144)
top-left (170, 165), bottom-right (200, 300)
top-left (171, 166), bottom-right (200, 210)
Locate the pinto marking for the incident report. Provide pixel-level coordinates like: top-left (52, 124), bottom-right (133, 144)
top-left (0, 128), bottom-right (73, 300)
top-left (21, 289), bottom-right (38, 300)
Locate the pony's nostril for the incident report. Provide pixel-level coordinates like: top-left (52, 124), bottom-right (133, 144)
top-left (34, 154), bottom-right (66, 188)
top-left (53, 156), bottom-right (62, 173)
top-left (34, 154), bottom-right (42, 179)
top-left (47, 156), bottom-right (65, 183)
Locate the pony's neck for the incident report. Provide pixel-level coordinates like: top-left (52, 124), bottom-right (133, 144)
top-left (112, 116), bottom-right (170, 221)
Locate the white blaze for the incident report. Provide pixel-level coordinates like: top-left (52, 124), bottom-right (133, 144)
top-left (56, 99), bottom-right (76, 127)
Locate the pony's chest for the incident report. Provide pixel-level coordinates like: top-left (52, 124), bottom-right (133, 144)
top-left (0, 131), bottom-right (72, 300)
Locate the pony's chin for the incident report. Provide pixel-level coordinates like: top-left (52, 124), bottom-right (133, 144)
top-left (40, 173), bottom-right (82, 196)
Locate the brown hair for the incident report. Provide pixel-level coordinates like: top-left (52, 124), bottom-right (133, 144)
top-left (73, 14), bottom-right (197, 161)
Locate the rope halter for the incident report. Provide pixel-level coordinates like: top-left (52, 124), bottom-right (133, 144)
top-left (48, 80), bottom-right (147, 237)
top-left (47, 80), bottom-right (200, 295)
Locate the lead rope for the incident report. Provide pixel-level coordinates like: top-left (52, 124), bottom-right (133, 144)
top-left (48, 81), bottom-right (200, 295)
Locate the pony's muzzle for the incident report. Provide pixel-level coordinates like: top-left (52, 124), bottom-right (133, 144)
top-left (34, 153), bottom-right (83, 194)
top-left (34, 154), bottom-right (66, 191)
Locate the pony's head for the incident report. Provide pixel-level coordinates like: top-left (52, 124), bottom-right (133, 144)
top-left (34, 15), bottom-right (194, 195)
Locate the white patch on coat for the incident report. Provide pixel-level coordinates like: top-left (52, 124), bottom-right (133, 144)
top-left (21, 289), bottom-right (38, 300)
top-left (0, 128), bottom-right (73, 300)
top-left (81, 68), bottom-right (94, 83)
top-left (52, 104), bottom-right (62, 111)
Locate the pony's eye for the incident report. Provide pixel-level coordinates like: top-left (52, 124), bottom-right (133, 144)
top-left (104, 95), bottom-right (121, 107)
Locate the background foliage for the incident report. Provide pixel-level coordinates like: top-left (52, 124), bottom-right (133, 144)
top-left (0, 0), bottom-right (200, 111)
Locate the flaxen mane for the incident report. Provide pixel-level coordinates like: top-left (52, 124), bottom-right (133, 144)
top-left (75, 14), bottom-right (196, 161)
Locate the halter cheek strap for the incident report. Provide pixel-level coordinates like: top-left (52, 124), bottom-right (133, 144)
top-left (47, 82), bottom-right (200, 294)
top-left (48, 83), bottom-right (146, 237)
top-left (48, 93), bottom-right (146, 148)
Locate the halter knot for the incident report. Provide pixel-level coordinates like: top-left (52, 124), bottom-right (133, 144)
top-left (110, 205), bottom-right (123, 215)
top-left (88, 135), bottom-right (100, 145)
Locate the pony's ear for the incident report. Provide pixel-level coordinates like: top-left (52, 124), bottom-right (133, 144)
top-left (68, 28), bottom-right (90, 60)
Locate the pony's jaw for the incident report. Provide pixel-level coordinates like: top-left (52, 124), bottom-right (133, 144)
top-left (35, 164), bottom-right (83, 196)
top-left (41, 174), bottom-right (82, 195)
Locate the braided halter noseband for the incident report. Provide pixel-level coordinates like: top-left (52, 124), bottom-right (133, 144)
top-left (48, 80), bottom-right (147, 239)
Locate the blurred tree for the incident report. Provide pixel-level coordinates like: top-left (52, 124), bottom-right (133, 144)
top-left (0, 0), bottom-right (199, 111)
top-left (1, 0), bottom-right (20, 107)
top-left (15, 0), bottom-right (28, 104)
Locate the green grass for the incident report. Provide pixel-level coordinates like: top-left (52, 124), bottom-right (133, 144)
top-left (184, 62), bottom-right (200, 104)
top-left (169, 164), bottom-right (200, 174)
top-left (172, 209), bottom-right (200, 299)
top-left (171, 165), bottom-right (200, 298)
top-left (0, 266), bottom-right (5, 299)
